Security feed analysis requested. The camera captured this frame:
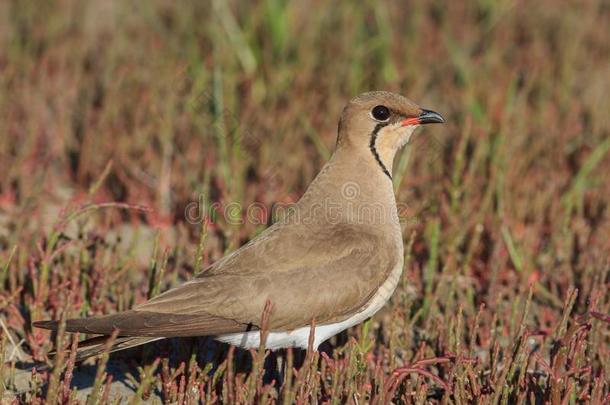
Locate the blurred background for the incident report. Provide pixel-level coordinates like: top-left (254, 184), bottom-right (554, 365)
top-left (0, 0), bottom-right (609, 402)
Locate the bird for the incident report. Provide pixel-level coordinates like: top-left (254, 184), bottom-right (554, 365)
top-left (34, 91), bottom-right (444, 360)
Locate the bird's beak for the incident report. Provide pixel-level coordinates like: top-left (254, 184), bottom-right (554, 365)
top-left (401, 109), bottom-right (445, 126)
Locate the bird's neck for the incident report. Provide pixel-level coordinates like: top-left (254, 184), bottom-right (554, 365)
top-left (294, 145), bottom-right (399, 228)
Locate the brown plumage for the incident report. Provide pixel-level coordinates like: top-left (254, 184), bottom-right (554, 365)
top-left (34, 91), bottom-right (444, 360)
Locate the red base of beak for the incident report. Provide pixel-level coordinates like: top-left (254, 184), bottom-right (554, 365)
top-left (401, 117), bottom-right (421, 126)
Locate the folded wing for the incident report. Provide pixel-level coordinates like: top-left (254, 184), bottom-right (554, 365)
top-left (35, 222), bottom-right (399, 337)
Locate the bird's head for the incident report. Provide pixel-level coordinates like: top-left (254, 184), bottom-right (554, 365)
top-left (336, 91), bottom-right (444, 178)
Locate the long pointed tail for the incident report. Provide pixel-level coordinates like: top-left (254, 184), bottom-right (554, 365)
top-left (63, 336), bottom-right (163, 363)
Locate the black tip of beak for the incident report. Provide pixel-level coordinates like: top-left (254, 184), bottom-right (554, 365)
top-left (419, 109), bottom-right (445, 124)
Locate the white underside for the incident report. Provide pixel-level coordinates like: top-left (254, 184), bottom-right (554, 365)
top-left (215, 261), bottom-right (403, 350)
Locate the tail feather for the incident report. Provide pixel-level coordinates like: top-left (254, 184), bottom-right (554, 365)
top-left (70, 336), bottom-right (163, 362)
top-left (47, 335), bottom-right (163, 363)
top-left (34, 318), bottom-right (163, 361)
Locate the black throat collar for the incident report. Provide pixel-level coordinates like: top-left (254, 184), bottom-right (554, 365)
top-left (369, 123), bottom-right (392, 180)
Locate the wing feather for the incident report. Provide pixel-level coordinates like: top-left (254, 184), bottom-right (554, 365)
top-left (136, 222), bottom-right (400, 332)
top-left (34, 310), bottom-right (248, 336)
top-left (35, 222), bottom-right (400, 337)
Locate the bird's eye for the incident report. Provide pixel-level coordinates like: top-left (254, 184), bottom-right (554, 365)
top-left (371, 105), bottom-right (391, 122)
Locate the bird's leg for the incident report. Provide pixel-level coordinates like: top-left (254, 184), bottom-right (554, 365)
top-left (276, 351), bottom-right (285, 384)
top-left (262, 350), bottom-right (283, 387)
